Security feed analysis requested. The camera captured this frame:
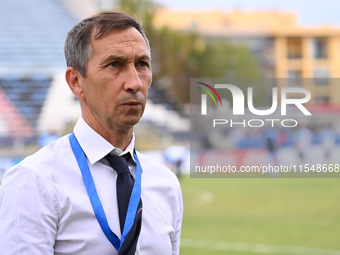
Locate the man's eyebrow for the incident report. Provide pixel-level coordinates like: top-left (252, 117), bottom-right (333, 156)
top-left (101, 54), bottom-right (151, 65)
top-left (101, 55), bottom-right (128, 65)
top-left (137, 54), bottom-right (151, 62)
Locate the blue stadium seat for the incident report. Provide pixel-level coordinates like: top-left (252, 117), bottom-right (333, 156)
top-left (0, 0), bottom-right (77, 141)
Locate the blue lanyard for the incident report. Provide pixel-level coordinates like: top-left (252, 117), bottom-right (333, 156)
top-left (69, 133), bottom-right (142, 251)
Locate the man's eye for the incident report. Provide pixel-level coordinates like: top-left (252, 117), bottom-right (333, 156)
top-left (109, 62), bottom-right (120, 68)
top-left (137, 61), bottom-right (149, 68)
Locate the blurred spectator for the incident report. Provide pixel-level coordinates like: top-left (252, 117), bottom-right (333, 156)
top-left (293, 126), bottom-right (313, 162)
top-left (264, 128), bottom-right (279, 165)
top-left (164, 145), bottom-right (189, 178)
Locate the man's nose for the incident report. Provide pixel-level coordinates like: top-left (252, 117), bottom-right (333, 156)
top-left (123, 65), bottom-right (143, 92)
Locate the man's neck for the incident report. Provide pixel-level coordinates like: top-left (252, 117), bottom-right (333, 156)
top-left (82, 114), bottom-right (133, 151)
top-left (103, 130), bottom-right (133, 151)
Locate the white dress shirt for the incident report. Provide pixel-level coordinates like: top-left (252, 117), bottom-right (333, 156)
top-left (0, 117), bottom-right (183, 255)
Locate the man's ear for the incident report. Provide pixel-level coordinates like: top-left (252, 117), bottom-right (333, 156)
top-left (65, 67), bottom-right (85, 100)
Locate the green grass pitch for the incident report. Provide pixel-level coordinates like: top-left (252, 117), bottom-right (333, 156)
top-left (179, 177), bottom-right (340, 255)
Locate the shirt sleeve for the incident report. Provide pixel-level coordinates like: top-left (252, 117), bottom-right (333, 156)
top-left (0, 166), bottom-right (58, 254)
top-left (172, 183), bottom-right (183, 255)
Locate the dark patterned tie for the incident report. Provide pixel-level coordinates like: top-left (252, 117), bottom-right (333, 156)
top-left (106, 153), bottom-right (142, 255)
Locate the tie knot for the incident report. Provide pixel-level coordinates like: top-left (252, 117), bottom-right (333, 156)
top-left (106, 153), bottom-right (131, 174)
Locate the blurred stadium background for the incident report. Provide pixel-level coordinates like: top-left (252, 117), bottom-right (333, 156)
top-left (0, 0), bottom-right (340, 254)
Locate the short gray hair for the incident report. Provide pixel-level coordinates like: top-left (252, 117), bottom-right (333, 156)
top-left (64, 11), bottom-right (150, 77)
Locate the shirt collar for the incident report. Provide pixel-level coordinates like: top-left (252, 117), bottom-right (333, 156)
top-left (73, 116), bottom-right (136, 165)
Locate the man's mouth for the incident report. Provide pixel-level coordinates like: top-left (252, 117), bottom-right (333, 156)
top-left (123, 100), bottom-right (141, 105)
top-left (122, 101), bottom-right (142, 108)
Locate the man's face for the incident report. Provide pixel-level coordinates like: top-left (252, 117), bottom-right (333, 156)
top-left (79, 27), bottom-right (152, 133)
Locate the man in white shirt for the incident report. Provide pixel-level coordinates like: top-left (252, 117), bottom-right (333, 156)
top-left (0, 11), bottom-right (183, 255)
